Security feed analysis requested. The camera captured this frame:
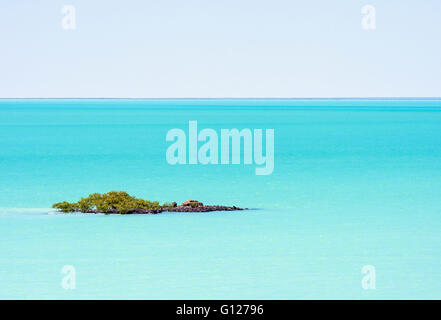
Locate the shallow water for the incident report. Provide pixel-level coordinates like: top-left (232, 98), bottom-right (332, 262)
top-left (0, 99), bottom-right (440, 299)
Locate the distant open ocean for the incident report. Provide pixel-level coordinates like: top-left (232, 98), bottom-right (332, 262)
top-left (0, 99), bottom-right (440, 299)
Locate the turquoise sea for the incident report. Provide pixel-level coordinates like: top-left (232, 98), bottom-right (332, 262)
top-left (0, 99), bottom-right (440, 299)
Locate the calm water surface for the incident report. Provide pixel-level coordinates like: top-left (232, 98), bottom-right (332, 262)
top-left (0, 99), bottom-right (440, 299)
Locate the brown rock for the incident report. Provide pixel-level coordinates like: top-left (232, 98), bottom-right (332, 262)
top-left (182, 200), bottom-right (203, 207)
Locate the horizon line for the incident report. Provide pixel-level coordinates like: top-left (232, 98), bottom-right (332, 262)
top-left (1, 97), bottom-right (441, 100)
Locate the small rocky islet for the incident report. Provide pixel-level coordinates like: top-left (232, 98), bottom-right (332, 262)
top-left (52, 191), bottom-right (244, 214)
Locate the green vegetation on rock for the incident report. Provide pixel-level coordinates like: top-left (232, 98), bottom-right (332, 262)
top-left (52, 191), bottom-right (161, 214)
top-left (52, 192), bottom-right (244, 214)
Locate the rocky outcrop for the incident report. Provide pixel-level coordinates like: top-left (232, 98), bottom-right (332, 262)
top-left (171, 205), bottom-right (242, 213)
top-left (74, 205), bottom-right (244, 214)
top-left (52, 192), bottom-right (244, 214)
top-left (181, 200), bottom-right (203, 207)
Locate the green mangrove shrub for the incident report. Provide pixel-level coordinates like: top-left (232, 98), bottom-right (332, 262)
top-left (52, 191), bottom-right (161, 214)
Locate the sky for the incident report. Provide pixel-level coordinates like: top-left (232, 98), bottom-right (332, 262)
top-left (0, 0), bottom-right (440, 98)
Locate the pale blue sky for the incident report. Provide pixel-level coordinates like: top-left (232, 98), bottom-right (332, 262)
top-left (1, 0), bottom-right (440, 98)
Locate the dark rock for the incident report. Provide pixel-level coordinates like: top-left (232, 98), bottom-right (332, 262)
top-left (171, 205), bottom-right (244, 213)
